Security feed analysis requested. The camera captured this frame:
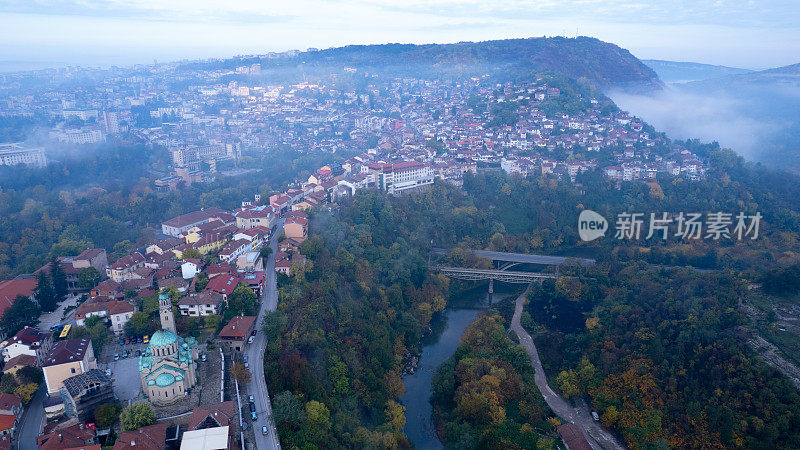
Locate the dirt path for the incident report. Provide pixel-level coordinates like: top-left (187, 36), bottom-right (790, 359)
top-left (510, 287), bottom-right (625, 450)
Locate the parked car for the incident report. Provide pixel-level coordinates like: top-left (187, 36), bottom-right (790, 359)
top-left (244, 362), bottom-right (249, 369)
top-left (119, 338), bottom-right (125, 346)
top-left (114, 353), bottom-right (120, 361)
top-left (248, 335), bottom-right (255, 344)
top-left (262, 425), bottom-right (269, 435)
top-left (136, 336), bottom-right (143, 343)
top-left (251, 411), bottom-right (257, 421)
top-left (592, 411), bottom-right (600, 421)
top-left (143, 335), bottom-right (150, 344)
top-left (251, 329), bottom-right (257, 337)
top-left (122, 350), bottom-right (129, 358)
top-left (248, 395), bottom-right (254, 402)
top-left (249, 402), bottom-right (255, 412)
top-left (105, 369), bottom-right (112, 376)
top-left (124, 337), bottom-right (131, 344)
top-left (135, 350), bottom-right (141, 357)
top-left (243, 355), bottom-right (248, 363)
top-left (201, 354), bottom-right (207, 362)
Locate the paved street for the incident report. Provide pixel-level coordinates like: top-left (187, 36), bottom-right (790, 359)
top-left (510, 287), bottom-right (624, 450)
top-left (14, 385), bottom-right (45, 450)
top-left (244, 221), bottom-right (282, 450)
top-left (36, 293), bottom-right (79, 332)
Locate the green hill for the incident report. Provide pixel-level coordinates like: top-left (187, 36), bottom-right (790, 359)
top-left (183, 36), bottom-right (662, 92)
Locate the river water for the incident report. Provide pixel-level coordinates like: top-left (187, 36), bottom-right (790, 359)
top-left (401, 285), bottom-right (515, 449)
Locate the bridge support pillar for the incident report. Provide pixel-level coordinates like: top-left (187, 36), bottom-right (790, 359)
top-left (488, 278), bottom-right (494, 306)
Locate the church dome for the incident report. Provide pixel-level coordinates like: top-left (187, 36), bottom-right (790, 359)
top-left (155, 372), bottom-right (175, 387)
top-left (149, 329), bottom-right (178, 348)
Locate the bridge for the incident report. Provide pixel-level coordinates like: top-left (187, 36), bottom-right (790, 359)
top-left (431, 248), bottom-right (595, 267)
top-left (432, 266), bottom-right (558, 283)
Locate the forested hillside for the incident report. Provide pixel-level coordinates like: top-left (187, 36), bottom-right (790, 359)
top-left (0, 146), bottom-right (336, 278)
top-left (529, 266), bottom-right (800, 449)
top-left (182, 37), bottom-right (663, 91)
top-left (263, 142), bottom-right (800, 448)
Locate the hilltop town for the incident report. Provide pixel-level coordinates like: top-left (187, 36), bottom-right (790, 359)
top-left (1, 57), bottom-right (706, 186)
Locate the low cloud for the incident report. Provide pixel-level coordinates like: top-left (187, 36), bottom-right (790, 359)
top-left (608, 86), bottom-right (784, 161)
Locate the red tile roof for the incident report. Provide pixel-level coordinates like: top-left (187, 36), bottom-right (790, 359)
top-left (36, 422), bottom-right (96, 450)
top-left (113, 423), bottom-right (168, 450)
top-left (557, 423), bottom-right (592, 450)
top-left (0, 394), bottom-right (21, 412)
top-left (218, 316), bottom-right (256, 340)
top-left (0, 279), bottom-right (37, 316)
top-left (162, 208), bottom-right (227, 228)
top-left (4, 354), bottom-right (38, 370)
top-left (6, 326), bottom-right (48, 348)
top-left (76, 248), bottom-right (105, 260)
top-left (43, 338), bottom-right (92, 367)
top-left (204, 275), bottom-right (240, 295)
top-left (0, 414), bottom-right (14, 432)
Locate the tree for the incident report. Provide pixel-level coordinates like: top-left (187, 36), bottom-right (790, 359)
top-left (35, 271), bottom-right (57, 312)
top-left (120, 403), bottom-right (156, 431)
top-left (50, 257), bottom-right (68, 302)
top-left (95, 402), bottom-right (122, 428)
top-left (227, 286), bottom-right (258, 317)
top-left (13, 383), bottom-right (38, 404)
top-left (260, 246), bottom-right (273, 259)
top-left (262, 310), bottom-right (286, 342)
top-left (78, 267), bottom-right (102, 290)
top-left (0, 373), bottom-right (16, 394)
top-left (72, 318), bottom-right (110, 353)
top-left (272, 391), bottom-right (306, 428)
top-left (231, 362), bottom-right (251, 385)
top-left (385, 400), bottom-right (406, 432)
top-left (194, 273), bottom-right (209, 292)
top-left (0, 295), bottom-right (41, 336)
top-left (15, 366), bottom-right (43, 385)
top-left (304, 400), bottom-right (331, 443)
top-left (124, 312), bottom-right (152, 338)
top-left (181, 248), bottom-right (202, 259)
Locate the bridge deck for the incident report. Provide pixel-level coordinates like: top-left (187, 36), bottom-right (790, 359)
top-left (432, 248), bottom-right (595, 266)
top-left (433, 266), bottom-right (558, 283)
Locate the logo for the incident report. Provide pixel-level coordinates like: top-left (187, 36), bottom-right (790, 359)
top-left (579, 210), bottom-right (608, 242)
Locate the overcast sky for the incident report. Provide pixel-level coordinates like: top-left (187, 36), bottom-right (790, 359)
top-left (1, 0), bottom-right (798, 69)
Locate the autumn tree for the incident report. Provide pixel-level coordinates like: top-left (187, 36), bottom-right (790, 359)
top-left (120, 403), bottom-right (155, 431)
top-left (231, 362), bottom-right (251, 385)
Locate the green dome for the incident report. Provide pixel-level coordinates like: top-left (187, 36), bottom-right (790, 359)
top-left (155, 372), bottom-right (175, 387)
top-left (149, 329), bottom-right (178, 348)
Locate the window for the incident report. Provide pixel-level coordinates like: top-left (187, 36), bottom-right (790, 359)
top-left (71, 368), bottom-right (76, 374)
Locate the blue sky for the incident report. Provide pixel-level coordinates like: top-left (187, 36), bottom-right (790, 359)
top-left (0, 0), bottom-right (798, 69)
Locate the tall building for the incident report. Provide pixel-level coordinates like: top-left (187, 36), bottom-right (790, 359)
top-left (369, 161), bottom-right (434, 194)
top-left (159, 291), bottom-right (176, 334)
top-left (0, 143), bottom-right (47, 167)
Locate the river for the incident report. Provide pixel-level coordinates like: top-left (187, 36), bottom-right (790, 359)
top-left (400, 284), bottom-right (516, 449)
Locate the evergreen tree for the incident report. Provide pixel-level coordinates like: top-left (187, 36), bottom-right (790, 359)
top-left (50, 257), bottom-right (68, 302)
top-left (0, 295), bottom-right (41, 336)
top-left (35, 271), bottom-right (57, 312)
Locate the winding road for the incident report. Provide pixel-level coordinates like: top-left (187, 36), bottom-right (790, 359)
top-left (510, 287), bottom-right (624, 450)
top-left (245, 220), bottom-right (282, 450)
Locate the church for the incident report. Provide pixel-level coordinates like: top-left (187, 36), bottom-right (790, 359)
top-left (138, 291), bottom-right (198, 405)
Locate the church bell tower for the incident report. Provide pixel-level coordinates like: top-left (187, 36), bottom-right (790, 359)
top-left (159, 291), bottom-right (176, 334)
